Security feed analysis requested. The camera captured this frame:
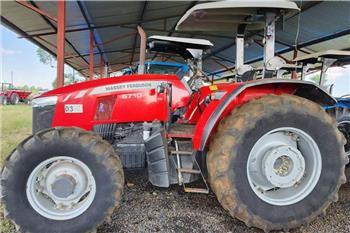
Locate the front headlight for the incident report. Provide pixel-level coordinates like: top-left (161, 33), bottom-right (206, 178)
top-left (31, 96), bottom-right (58, 107)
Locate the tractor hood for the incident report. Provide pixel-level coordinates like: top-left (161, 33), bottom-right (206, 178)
top-left (38, 74), bottom-right (179, 98)
top-left (32, 74), bottom-right (192, 132)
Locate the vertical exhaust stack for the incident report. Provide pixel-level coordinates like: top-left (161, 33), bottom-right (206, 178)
top-left (137, 26), bottom-right (146, 74)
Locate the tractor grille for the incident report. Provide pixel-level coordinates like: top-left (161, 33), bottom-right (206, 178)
top-left (32, 105), bottom-right (55, 133)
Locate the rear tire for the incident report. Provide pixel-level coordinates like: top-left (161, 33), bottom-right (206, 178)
top-left (1, 127), bottom-right (124, 233)
top-left (207, 95), bottom-right (347, 231)
top-left (0, 96), bottom-right (7, 105)
top-left (336, 108), bottom-right (350, 158)
top-left (10, 93), bottom-right (19, 105)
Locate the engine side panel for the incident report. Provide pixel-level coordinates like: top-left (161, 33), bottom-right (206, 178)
top-left (49, 75), bottom-right (190, 130)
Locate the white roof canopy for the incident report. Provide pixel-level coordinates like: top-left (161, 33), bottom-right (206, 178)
top-left (176, 0), bottom-right (300, 32)
top-left (148, 35), bottom-right (213, 47)
top-left (294, 50), bottom-right (350, 63)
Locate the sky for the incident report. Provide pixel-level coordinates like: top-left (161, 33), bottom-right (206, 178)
top-left (1, 24), bottom-right (349, 95)
top-left (1, 25), bottom-right (74, 89)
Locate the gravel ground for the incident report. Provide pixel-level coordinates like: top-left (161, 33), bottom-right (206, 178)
top-left (97, 170), bottom-right (350, 233)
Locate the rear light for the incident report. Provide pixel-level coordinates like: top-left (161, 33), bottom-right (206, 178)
top-left (94, 96), bottom-right (117, 121)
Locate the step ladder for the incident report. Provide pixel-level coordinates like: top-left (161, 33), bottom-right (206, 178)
top-left (173, 139), bottom-right (209, 194)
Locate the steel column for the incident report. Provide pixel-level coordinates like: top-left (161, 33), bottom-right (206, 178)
top-left (264, 12), bottom-right (276, 67)
top-left (100, 55), bottom-right (104, 78)
top-left (89, 30), bottom-right (94, 80)
top-left (235, 36), bottom-right (244, 69)
top-left (56, 1), bottom-right (65, 88)
top-left (291, 49), bottom-right (298, 79)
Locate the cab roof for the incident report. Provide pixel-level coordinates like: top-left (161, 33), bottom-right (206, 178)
top-left (147, 35), bottom-right (213, 59)
top-left (293, 50), bottom-right (350, 64)
top-left (176, 0), bottom-right (300, 32)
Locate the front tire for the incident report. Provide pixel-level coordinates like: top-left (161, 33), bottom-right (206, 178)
top-left (1, 127), bottom-right (124, 233)
top-left (207, 95), bottom-right (347, 231)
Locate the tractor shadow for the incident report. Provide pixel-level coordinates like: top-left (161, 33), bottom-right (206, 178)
top-left (97, 169), bottom-right (350, 233)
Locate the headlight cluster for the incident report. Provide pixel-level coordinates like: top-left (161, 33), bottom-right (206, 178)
top-left (31, 96), bottom-right (58, 107)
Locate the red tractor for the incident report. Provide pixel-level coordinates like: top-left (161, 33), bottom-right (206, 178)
top-left (1, 2), bottom-right (347, 232)
top-left (0, 83), bottom-right (32, 105)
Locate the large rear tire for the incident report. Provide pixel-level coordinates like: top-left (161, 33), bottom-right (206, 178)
top-left (336, 108), bottom-right (350, 158)
top-left (10, 93), bottom-right (19, 105)
top-left (1, 127), bottom-right (124, 233)
top-left (0, 95), bottom-right (7, 105)
top-left (207, 95), bottom-right (347, 232)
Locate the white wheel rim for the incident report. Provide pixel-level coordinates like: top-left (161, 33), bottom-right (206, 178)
top-left (247, 127), bottom-right (322, 206)
top-left (26, 156), bottom-right (96, 220)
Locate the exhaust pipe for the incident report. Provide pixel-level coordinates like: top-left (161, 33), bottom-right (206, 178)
top-left (137, 26), bottom-right (146, 74)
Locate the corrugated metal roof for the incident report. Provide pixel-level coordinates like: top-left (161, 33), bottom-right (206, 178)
top-left (1, 1), bottom-right (349, 78)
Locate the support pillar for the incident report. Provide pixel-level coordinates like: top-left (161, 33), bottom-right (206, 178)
top-left (89, 30), bottom-right (94, 80)
top-left (100, 55), bottom-right (104, 78)
top-left (235, 24), bottom-right (246, 71)
top-left (104, 63), bottom-right (109, 77)
top-left (235, 36), bottom-right (244, 69)
top-left (56, 1), bottom-right (65, 88)
top-left (264, 12), bottom-right (276, 66)
top-left (291, 49), bottom-right (298, 79)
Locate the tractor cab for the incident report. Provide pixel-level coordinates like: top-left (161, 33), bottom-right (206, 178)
top-left (147, 35), bottom-right (214, 88)
top-left (176, 0), bottom-right (299, 81)
top-left (120, 35), bottom-right (213, 89)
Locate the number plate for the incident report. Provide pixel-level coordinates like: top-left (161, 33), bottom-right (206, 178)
top-left (64, 104), bottom-right (83, 113)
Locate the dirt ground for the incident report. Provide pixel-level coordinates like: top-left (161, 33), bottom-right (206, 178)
top-left (97, 169), bottom-right (350, 233)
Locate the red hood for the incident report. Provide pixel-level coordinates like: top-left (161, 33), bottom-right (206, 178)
top-left (40, 74), bottom-right (179, 98)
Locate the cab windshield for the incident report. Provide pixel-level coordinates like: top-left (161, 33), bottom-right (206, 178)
top-left (145, 62), bottom-right (188, 79)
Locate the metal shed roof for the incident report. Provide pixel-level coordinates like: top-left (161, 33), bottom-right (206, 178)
top-left (1, 1), bottom-right (349, 78)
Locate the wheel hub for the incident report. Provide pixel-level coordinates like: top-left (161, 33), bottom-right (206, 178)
top-left (263, 146), bottom-right (305, 188)
top-left (247, 127), bottom-right (322, 206)
top-left (26, 156), bottom-right (96, 220)
top-left (51, 175), bottom-right (76, 199)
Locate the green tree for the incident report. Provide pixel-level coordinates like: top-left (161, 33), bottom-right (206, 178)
top-left (36, 48), bottom-right (84, 88)
top-left (36, 48), bottom-right (56, 68)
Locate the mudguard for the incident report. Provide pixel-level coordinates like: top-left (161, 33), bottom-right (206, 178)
top-left (194, 79), bottom-right (336, 151)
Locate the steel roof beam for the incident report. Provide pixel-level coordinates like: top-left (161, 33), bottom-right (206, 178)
top-left (65, 48), bottom-right (135, 59)
top-left (16, 0), bottom-right (57, 22)
top-left (22, 1), bottom-right (89, 66)
top-left (21, 14), bottom-right (184, 38)
top-left (76, 1), bottom-right (106, 65)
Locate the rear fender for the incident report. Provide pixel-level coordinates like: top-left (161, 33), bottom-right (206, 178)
top-left (193, 79), bottom-right (336, 151)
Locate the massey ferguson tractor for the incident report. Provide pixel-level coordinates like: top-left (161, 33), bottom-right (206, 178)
top-left (1, 1), bottom-right (347, 232)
